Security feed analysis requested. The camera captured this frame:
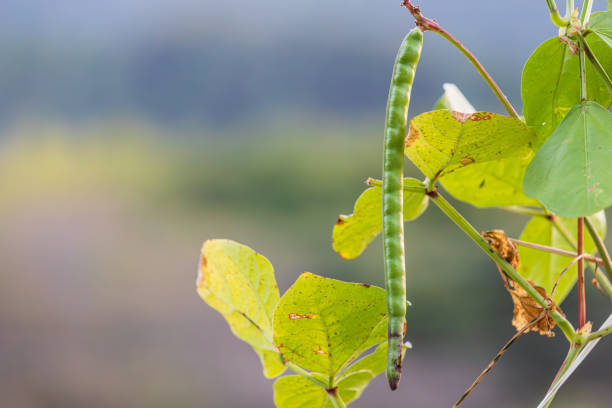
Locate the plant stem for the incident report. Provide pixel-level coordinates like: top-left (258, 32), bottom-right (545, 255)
top-left (285, 361), bottom-right (329, 389)
top-left (587, 324), bottom-right (612, 341)
top-left (577, 218), bottom-right (586, 328)
top-left (580, 34), bottom-right (612, 96)
top-left (580, 0), bottom-right (594, 25)
top-left (327, 392), bottom-right (346, 408)
top-left (510, 239), bottom-right (603, 265)
top-left (401, 1), bottom-right (520, 119)
top-left (546, 0), bottom-right (570, 27)
top-left (542, 343), bottom-right (583, 407)
top-left (579, 48), bottom-right (587, 102)
top-left (429, 191), bottom-right (575, 341)
top-left (501, 206), bottom-right (547, 217)
top-left (566, 0), bottom-right (574, 18)
top-left (584, 216), bottom-right (612, 281)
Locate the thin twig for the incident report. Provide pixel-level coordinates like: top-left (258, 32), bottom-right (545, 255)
top-left (584, 216), bottom-right (612, 281)
top-left (401, 1), bottom-right (520, 119)
top-left (510, 238), bottom-right (603, 265)
top-left (453, 311), bottom-right (548, 407)
top-left (577, 218), bottom-right (586, 329)
top-left (551, 253), bottom-right (589, 298)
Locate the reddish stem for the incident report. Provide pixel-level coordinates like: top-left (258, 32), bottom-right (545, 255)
top-left (401, 0), bottom-right (520, 119)
top-left (577, 217), bottom-right (586, 328)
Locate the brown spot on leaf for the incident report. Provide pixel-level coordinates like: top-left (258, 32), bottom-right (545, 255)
top-left (451, 111), bottom-right (471, 123)
top-left (405, 124), bottom-right (420, 147)
top-left (360, 283), bottom-right (371, 288)
top-left (197, 254), bottom-right (208, 286)
top-left (469, 114), bottom-right (482, 121)
top-left (460, 156), bottom-right (475, 166)
top-left (482, 115), bottom-right (492, 120)
top-left (314, 346), bottom-right (327, 355)
top-left (288, 312), bottom-right (315, 320)
top-left (336, 217), bottom-right (346, 226)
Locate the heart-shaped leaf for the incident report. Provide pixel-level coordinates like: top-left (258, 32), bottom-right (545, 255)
top-left (273, 273), bottom-right (388, 377)
top-left (523, 101), bottom-right (612, 217)
top-left (332, 178), bottom-right (428, 260)
top-left (196, 239), bottom-right (285, 378)
top-left (589, 11), bottom-right (612, 49)
top-left (522, 35), bottom-right (612, 142)
top-left (517, 212), bottom-right (606, 304)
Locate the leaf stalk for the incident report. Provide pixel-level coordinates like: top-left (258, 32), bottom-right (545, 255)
top-left (401, 1), bottom-right (520, 119)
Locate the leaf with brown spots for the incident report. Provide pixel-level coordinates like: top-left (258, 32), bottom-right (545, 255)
top-left (482, 229), bottom-right (563, 337)
top-left (196, 239), bottom-right (285, 378)
top-left (405, 110), bottom-right (535, 180)
top-left (273, 273), bottom-right (389, 377)
top-left (404, 110), bottom-right (537, 207)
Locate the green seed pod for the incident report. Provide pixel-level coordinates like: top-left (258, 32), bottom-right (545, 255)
top-left (382, 27), bottom-right (423, 390)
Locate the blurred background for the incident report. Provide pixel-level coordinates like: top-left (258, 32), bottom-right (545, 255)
top-left (1, 0), bottom-right (611, 407)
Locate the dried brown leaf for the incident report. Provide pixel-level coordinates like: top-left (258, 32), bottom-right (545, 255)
top-left (482, 229), bottom-right (519, 269)
top-left (481, 229), bottom-right (563, 337)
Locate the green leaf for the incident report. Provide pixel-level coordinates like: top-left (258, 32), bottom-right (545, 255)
top-left (589, 11), bottom-right (612, 49)
top-left (273, 273), bottom-right (387, 377)
top-left (333, 178), bottom-right (428, 260)
top-left (521, 35), bottom-right (612, 142)
top-left (405, 110), bottom-right (536, 180)
top-left (196, 239), bottom-right (285, 378)
top-left (517, 212), bottom-right (606, 304)
top-left (273, 343), bottom-right (407, 408)
top-left (433, 83), bottom-right (476, 113)
top-left (523, 102), bottom-right (612, 217)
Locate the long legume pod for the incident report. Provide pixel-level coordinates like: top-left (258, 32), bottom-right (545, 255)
top-left (383, 27), bottom-right (423, 390)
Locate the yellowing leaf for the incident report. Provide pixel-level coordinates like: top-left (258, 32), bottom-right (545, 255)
top-left (196, 239), bottom-right (285, 378)
top-left (404, 110), bottom-right (536, 180)
top-left (273, 273), bottom-right (388, 377)
top-left (332, 178), bottom-right (428, 260)
top-left (438, 156), bottom-right (540, 207)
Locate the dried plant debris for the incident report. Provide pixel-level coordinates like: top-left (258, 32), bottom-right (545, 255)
top-left (482, 229), bottom-right (520, 268)
top-left (481, 229), bottom-right (563, 337)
